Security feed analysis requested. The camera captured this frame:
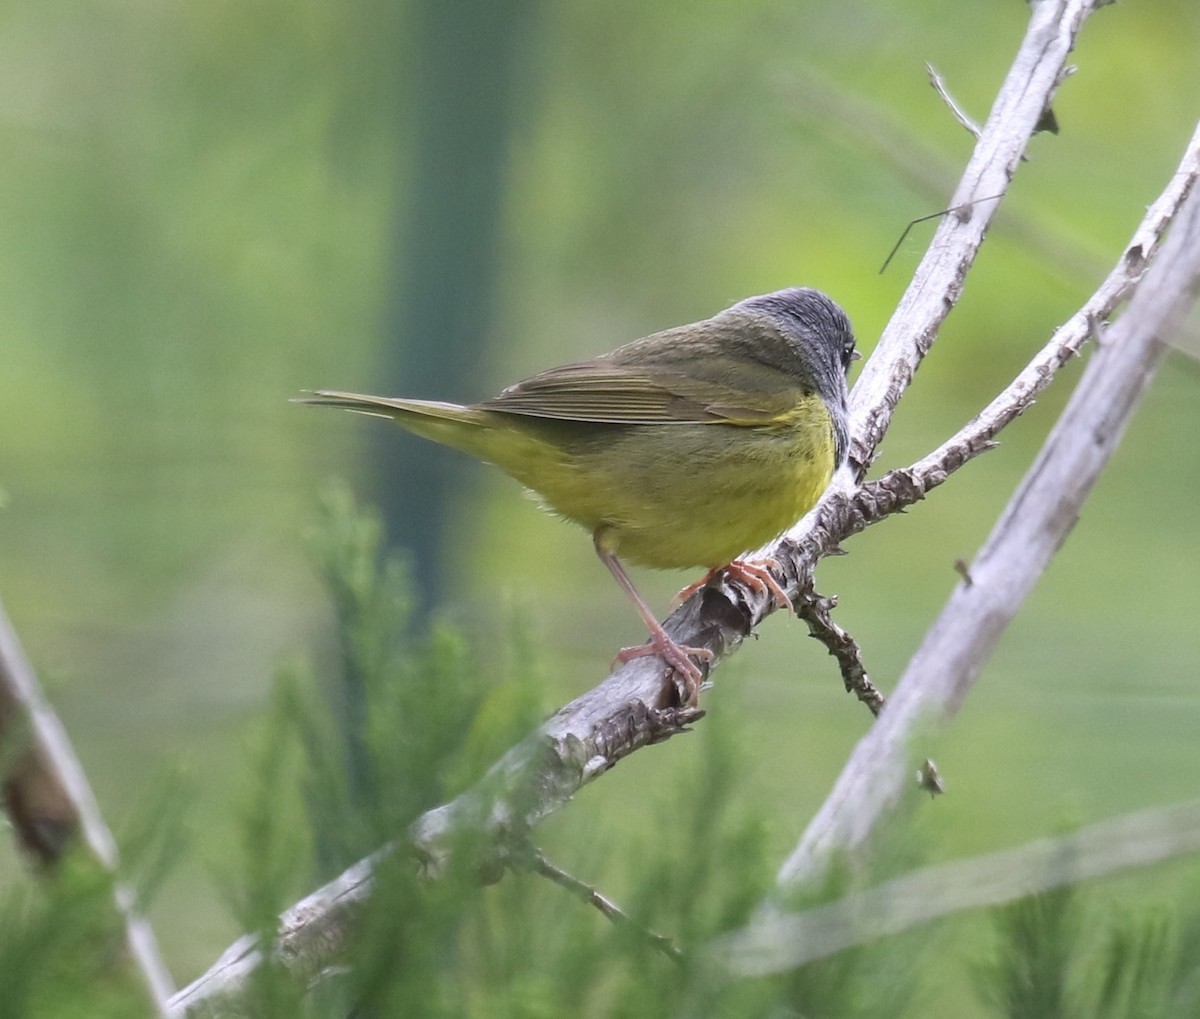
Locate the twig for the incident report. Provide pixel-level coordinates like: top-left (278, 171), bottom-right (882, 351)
top-left (926, 62), bottom-right (981, 139)
top-left (777, 147), bottom-right (1200, 889)
top-left (710, 797), bottom-right (1200, 976)
top-left (792, 580), bottom-right (883, 715)
top-left (529, 849), bottom-right (684, 963)
top-left (0, 596), bottom-right (174, 1016)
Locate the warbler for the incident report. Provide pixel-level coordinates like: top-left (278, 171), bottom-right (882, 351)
top-left (300, 287), bottom-right (855, 704)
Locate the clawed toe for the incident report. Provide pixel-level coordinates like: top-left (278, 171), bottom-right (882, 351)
top-left (614, 637), bottom-right (712, 706)
top-left (674, 560), bottom-right (792, 614)
top-left (721, 558), bottom-right (793, 614)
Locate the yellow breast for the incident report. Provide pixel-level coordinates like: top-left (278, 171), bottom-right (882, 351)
top-left (486, 394), bottom-right (838, 571)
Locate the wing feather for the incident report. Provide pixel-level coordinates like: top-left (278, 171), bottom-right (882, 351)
top-left (475, 319), bottom-right (801, 426)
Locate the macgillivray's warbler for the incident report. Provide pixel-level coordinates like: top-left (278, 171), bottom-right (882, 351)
top-left (299, 287), bottom-right (856, 705)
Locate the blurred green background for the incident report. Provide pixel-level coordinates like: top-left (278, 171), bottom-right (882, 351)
top-left (1, 0), bottom-right (1198, 1010)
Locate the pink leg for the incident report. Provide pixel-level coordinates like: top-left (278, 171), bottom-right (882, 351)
top-left (594, 531), bottom-right (712, 706)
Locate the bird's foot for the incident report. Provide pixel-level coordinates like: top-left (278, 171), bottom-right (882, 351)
top-left (673, 559), bottom-right (793, 614)
top-left (723, 558), bottom-right (793, 614)
top-left (614, 637), bottom-right (713, 707)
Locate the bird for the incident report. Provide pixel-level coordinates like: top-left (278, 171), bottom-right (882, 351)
top-left (299, 287), bottom-right (856, 704)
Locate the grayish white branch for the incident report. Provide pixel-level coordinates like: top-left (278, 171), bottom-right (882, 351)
top-left (778, 140), bottom-right (1200, 889)
top-left (0, 597), bottom-right (175, 1016)
top-left (712, 798), bottom-right (1200, 976)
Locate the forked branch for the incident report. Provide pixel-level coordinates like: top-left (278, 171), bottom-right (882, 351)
top-left (170, 1), bottom-right (1171, 1012)
top-left (777, 140), bottom-right (1200, 890)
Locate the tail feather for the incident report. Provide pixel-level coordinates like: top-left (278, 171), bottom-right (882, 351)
top-left (298, 388), bottom-right (588, 520)
top-left (295, 389), bottom-right (509, 461)
top-left (294, 390), bottom-right (478, 422)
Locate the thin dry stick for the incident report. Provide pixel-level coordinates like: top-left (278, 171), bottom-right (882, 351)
top-left (712, 797), bottom-right (1200, 976)
top-left (778, 166), bottom-right (1200, 890)
top-left (878, 195), bottom-right (1004, 276)
top-left (530, 850), bottom-right (684, 962)
top-left (0, 597), bottom-right (175, 1016)
top-left (926, 62), bottom-right (981, 139)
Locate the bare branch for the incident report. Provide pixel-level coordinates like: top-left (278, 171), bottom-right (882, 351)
top-left (169, 703), bottom-right (704, 1015)
top-left (840, 0), bottom-right (1098, 476)
top-left (778, 148), bottom-right (1200, 889)
top-left (166, 849), bottom-right (382, 1016)
top-left (0, 596), bottom-right (175, 1015)
top-left (853, 119), bottom-right (1200, 526)
top-left (168, 4), bottom-right (1112, 1012)
top-left (711, 798), bottom-right (1200, 976)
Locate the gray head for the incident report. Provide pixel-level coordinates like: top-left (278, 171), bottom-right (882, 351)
top-left (734, 287), bottom-right (856, 377)
top-left (731, 287), bottom-right (855, 466)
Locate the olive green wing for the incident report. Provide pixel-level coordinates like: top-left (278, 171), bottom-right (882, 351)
top-left (476, 320), bottom-right (803, 426)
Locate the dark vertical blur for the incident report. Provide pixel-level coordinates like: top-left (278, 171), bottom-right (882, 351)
top-left (375, 0), bottom-right (541, 610)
